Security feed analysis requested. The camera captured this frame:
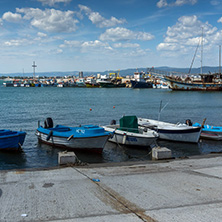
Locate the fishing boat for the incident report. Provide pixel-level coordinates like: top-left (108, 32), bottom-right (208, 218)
top-left (138, 118), bottom-right (201, 143)
top-left (76, 78), bottom-right (86, 87)
top-left (164, 31), bottom-right (222, 91)
top-left (164, 73), bottom-right (222, 91)
top-left (0, 129), bottom-right (26, 150)
top-left (36, 118), bottom-right (113, 153)
top-left (102, 116), bottom-right (158, 147)
top-left (130, 71), bottom-right (152, 88)
top-left (85, 77), bottom-right (100, 88)
top-left (193, 122), bottom-right (222, 140)
top-left (98, 72), bottom-right (125, 88)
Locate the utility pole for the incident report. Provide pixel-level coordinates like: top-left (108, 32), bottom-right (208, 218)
top-left (32, 61), bottom-right (37, 80)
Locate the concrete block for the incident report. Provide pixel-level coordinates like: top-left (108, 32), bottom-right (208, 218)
top-left (58, 151), bottom-right (77, 165)
top-left (152, 147), bottom-right (172, 160)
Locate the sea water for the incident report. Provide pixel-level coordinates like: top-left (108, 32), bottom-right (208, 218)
top-left (0, 84), bottom-right (222, 170)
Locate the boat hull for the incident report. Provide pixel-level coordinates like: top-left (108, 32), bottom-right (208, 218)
top-left (164, 76), bottom-right (222, 91)
top-left (36, 125), bottom-right (112, 153)
top-left (130, 80), bottom-right (152, 89)
top-left (157, 127), bottom-right (201, 143)
top-left (193, 123), bottom-right (222, 140)
top-left (103, 125), bottom-right (158, 147)
top-left (0, 130), bottom-right (26, 150)
top-left (138, 118), bottom-right (201, 143)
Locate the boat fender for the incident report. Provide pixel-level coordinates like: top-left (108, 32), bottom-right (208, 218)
top-left (67, 135), bottom-right (74, 141)
top-left (122, 133), bottom-right (127, 144)
top-left (185, 119), bottom-right (193, 126)
top-left (46, 130), bottom-right (53, 141)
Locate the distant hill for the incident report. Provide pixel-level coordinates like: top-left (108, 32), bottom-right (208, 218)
top-left (0, 66), bottom-right (221, 78)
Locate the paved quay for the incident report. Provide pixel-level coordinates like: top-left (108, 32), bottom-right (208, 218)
top-left (1, 155), bottom-right (222, 222)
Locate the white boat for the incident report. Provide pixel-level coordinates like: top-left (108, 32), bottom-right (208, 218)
top-left (103, 116), bottom-right (158, 147)
top-left (138, 118), bottom-right (201, 143)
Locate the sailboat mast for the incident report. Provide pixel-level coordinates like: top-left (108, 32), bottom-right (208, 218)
top-left (200, 28), bottom-right (203, 74)
top-left (219, 45), bottom-right (221, 74)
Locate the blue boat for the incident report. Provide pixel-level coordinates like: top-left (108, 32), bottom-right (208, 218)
top-left (36, 118), bottom-right (113, 153)
top-left (193, 123), bottom-right (222, 140)
top-left (0, 130), bottom-right (26, 150)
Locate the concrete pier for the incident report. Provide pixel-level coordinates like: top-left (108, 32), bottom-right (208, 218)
top-left (1, 155), bottom-right (222, 221)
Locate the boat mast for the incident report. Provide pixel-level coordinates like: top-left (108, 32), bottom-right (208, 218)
top-left (188, 39), bottom-right (200, 74)
top-left (219, 45), bottom-right (221, 74)
top-left (200, 28), bottom-right (203, 74)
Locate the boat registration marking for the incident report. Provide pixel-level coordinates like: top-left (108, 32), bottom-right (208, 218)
top-left (126, 137), bottom-right (137, 142)
top-left (76, 129), bottom-right (85, 134)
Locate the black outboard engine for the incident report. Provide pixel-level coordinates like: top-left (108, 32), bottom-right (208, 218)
top-left (110, 119), bottom-right (116, 125)
top-left (185, 119), bottom-right (192, 126)
top-left (44, 117), bottom-right (53, 128)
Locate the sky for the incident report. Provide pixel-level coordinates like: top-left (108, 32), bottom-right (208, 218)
top-left (0, 0), bottom-right (222, 74)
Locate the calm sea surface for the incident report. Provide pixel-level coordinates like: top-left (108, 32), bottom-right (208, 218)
top-left (1, 81), bottom-right (222, 170)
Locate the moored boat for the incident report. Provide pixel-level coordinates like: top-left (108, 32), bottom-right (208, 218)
top-left (36, 118), bottom-right (113, 153)
top-left (138, 118), bottom-right (201, 143)
top-left (102, 116), bottom-right (158, 147)
top-left (193, 122), bottom-right (222, 140)
top-left (0, 129), bottom-right (26, 150)
top-left (164, 73), bottom-right (222, 91)
top-left (130, 71), bottom-right (152, 88)
top-left (85, 77), bottom-right (100, 88)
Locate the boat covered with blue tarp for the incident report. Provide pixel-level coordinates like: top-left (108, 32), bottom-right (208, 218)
top-left (193, 122), bottom-right (222, 140)
top-left (36, 118), bottom-right (113, 153)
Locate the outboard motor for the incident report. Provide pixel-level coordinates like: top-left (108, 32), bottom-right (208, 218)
top-left (110, 119), bottom-right (116, 125)
top-left (44, 117), bottom-right (53, 128)
top-left (185, 119), bottom-right (192, 126)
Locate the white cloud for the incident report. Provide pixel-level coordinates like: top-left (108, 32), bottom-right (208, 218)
top-left (99, 27), bottom-right (154, 42)
top-left (61, 40), bottom-right (81, 48)
top-left (4, 39), bottom-right (32, 46)
top-left (37, 32), bottom-right (47, 37)
top-left (79, 5), bottom-right (126, 28)
top-left (218, 17), bottom-right (222, 23)
top-left (81, 40), bottom-right (111, 49)
top-left (157, 0), bottom-right (168, 8)
top-left (113, 43), bottom-right (140, 48)
top-left (157, 0), bottom-right (197, 8)
top-left (16, 8), bottom-right (78, 33)
top-left (210, 0), bottom-right (221, 6)
top-left (60, 39), bottom-right (113, 53)
top-left (81, 40), bottom-right (113, 53)
top-left (2, 12), bottom-right (22, 23)
top-left (37, 0), bottom-right (71, 6)
top-left (157, 15), bottom-right (218, 53)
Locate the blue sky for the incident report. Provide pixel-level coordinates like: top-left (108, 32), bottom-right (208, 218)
top-left (0, 0), bottom-right (222, 73)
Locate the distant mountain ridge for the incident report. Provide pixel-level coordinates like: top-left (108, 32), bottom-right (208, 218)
top-left (0, 66), bottom-right (221, 77)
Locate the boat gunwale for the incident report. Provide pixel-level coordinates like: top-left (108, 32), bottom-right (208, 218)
top-left (36, 129), bottom-right (111, 140)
